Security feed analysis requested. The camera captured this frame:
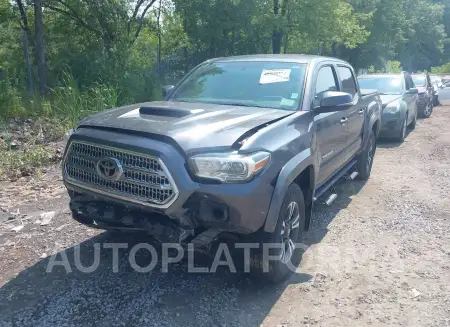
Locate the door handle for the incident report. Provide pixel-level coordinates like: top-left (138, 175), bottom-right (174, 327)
top-left (340, 117), bottom-right (348, 125)
top-left (358, 109), bottom-right (364, 115)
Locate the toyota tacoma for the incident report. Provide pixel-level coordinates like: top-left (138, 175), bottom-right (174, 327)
top-left (62, 55), bottom-right (381, 282)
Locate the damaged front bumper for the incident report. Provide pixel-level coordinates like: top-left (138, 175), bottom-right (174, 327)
top-left (70, 194), bottom-right (194, 244)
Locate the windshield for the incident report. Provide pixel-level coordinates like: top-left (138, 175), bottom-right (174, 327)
top-left (168, 61), bottom-right (307, 110)
top-left (412, 75), bottom-right (426, 87)
top-left (430, 76), bottom-right (441, 82)
top-left (357, 77), bottom-right (403, 95)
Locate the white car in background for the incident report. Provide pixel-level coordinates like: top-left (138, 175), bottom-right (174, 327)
top-left (430, 75), bottom-right (443, 89)
top-left (430, 76), bottom-right (442, 106)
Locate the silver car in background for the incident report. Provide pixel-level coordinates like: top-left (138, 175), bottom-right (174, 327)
top-left (430, 75), bottom-right (442, 106)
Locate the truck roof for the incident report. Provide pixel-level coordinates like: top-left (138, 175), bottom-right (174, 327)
top-left (209, 54), bottom-right (347, 64)
top-left (358, 73), bottom-right (403, 78)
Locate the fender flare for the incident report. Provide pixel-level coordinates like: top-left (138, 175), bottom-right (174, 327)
top-left (362, 105), bottom-right (381, 149)
top-left (264, 148), bottom-right (315, 232)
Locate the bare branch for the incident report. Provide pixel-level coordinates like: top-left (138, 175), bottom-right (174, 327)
top-left (128, 0), bottom-right (145, 35)
top-left (42, 1), bottom-right (101, 36)
top-left (16, 0), bottom-right (29, 31)
top-left (133, 0), bottom-right (157, 41)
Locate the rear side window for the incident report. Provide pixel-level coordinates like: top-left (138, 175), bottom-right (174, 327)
top-left (405, 74), bottom-right (414, 90)
top-left (337, 66), bottom-right (357, 97)
top-left (314, 66), bottom-right (338, 107)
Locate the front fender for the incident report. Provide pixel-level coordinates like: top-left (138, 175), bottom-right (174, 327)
top-left (264, 148), bottom-right (315, 232)
top-left (362, 99), bottom-right (381, 149)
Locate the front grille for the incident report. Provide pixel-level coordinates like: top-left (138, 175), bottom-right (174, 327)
top-left (63, 141), bottom-right (178, 208)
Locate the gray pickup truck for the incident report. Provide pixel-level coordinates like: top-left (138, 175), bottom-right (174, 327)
top-left (63, 55), bottom-right (381, 281)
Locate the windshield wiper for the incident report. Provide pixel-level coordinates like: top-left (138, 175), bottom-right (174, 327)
top-left (219, 102), bottom-right (268, 108)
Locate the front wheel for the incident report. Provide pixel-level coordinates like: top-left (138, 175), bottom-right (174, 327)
top-left (251, 184), bottom-right (305, 283)
top-left (422, 101), bottom-right (433, 118)
top-left (356, 129), bottom-right (376, 180)
top-left (410, 109), bottom-right (417, 130)
top-left (396, 115), bottom-right (407, 142)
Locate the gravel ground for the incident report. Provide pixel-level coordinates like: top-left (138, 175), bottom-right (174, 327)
top-left (1, 103), bottom-right (450, 327)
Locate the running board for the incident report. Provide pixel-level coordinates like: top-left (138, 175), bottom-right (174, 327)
top-left (313, 159), bottom-right (358, 202)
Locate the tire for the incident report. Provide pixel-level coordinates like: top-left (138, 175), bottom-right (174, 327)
top-left (396, 114), bottom-right (407, 142)
top-left (251, 184), bottom-right (306, 283)
top-left (422, 100), bottom-right (433, 118)
top-left (433, 96), bottom-right (439, 107)
top-left (356, 129), bottom-right (376, 180)
top-left (409, 108), bottom-right (417, 130)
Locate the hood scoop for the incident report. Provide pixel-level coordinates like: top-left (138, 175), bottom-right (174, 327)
top-left (139, 106), bottom-right (192, 118)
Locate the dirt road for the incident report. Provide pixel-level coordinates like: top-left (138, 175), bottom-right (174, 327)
top-left (1, 104), bottom-right (450, 327)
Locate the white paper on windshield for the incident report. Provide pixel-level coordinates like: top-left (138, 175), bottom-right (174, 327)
top-left (259, 69), bottom-right (291, 84)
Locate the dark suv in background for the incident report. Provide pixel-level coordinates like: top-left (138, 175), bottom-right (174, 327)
top-left (412, 73), bottom-right (433, 118)
top-left (358, 72), bottom-right (418, 142)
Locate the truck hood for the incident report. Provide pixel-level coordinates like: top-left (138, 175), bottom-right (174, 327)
top-left (77, 101), bottom-right (294, 153)
top-left (380, 95), bottom-right (402, 108)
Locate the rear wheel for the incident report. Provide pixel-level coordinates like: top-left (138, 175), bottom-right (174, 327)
top-left (433, 95), bottom-right (440, 107)
top-left (251, 184), bottom-right (305, 283)
top-left (356, 129), bottom-right (376, 180)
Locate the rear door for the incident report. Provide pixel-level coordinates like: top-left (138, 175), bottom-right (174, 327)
top-left (313, 64), bottom-right (348, 187)
top-left (336, 65), bottom-right (363, 158)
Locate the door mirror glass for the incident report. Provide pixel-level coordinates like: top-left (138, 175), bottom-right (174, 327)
top-left (162, 85), bottom-right (175, 98)
top-left (407, 88), bottom-right (418, 95)
top-left (315, 91), bottom-right (353, 114)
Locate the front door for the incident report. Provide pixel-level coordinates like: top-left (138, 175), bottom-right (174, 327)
top-left (313, 65), bottom-right (348, 187)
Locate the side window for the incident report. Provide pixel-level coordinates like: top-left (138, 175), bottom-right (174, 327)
top-left (314, 66), bottom-right (338, 107)
top-left (337, 66), bottom-right (357, 97)
top-left (405, 75), bottom-right (414, 90)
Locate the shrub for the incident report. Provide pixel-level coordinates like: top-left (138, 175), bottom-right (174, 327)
top-left (51, 72), bottom-right (119, 128)
top-left (0, 81), bottom-right (26, 119)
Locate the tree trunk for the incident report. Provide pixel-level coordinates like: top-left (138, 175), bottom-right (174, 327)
top-left (22, 30), bottom-right (34, 95)
top-left (34, 0), bottom-right (47, 96)
top-left (283, 32), bottom-right (289, 54)
top-left (156, 0), bottom-right (162, 80)
top-left (272, 31), bottom-right (283, 54)
top-left (16, 0), bottom-right (34, 95)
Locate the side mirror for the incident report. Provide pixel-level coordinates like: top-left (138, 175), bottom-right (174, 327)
top-left (315, 91), bottom-right (354, 114)
top-left (162, 85), bottom-right (175, 98)
top-left (407, 88), bottom-right (418, 95)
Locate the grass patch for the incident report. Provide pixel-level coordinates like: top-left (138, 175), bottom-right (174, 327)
top-left (0, 146), bottom-right (58, 180)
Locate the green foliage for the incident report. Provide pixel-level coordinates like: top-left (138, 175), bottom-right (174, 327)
top-left (1, 0), bottom-right (450, 125)
top-left (51, 72), bottom-right (119, 128)
top-left (431, 62), bottom-right (450, 74)
top-left (0, 145), bottom-right (55, 176)
top-left (385, 61), bottom-right (403, 73)
top-left (366, 61), bottom-right (403, 73)
top-left (0, 81), bottom-right (26, 118)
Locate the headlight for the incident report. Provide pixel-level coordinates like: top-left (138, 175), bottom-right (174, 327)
top-left (384, 100), bottom-right (400, 113)
top-left (189, 151), bottom-right (270, 183)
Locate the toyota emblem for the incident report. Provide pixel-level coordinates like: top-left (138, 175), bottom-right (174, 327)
top-left (96, 157), bottom-right (123, 181)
